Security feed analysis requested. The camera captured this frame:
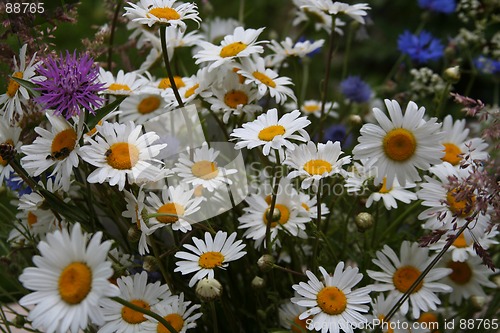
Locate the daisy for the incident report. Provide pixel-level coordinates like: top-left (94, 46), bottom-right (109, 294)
top-left (285, 140), bottom-right (351, 190)
top-left (174, 230), bottom-right (247, 287)
top-left (18, 223), bottom-right (120, 333)
top-left (439, 254), bottom-right (497, 305)
top-left (303, 1), bottom-right (371, 25)
top-left (298, 191), bottom-right (329, 220)
top-left (21, 112), bottom-right (83, 191)
top-left (417, 162), bottom-right (491, 243)
top-left (292, 0), bottom-right (335, 33)
top-left (367, 241), bottom-right (452, 319)
top-left (142, 293), bottom-right (202, 333)
top-left (172, 143), bottom-right (238, 192)
top-left (367, 294), bottom-right (409, 333)
top-left (266, 37), bottom-right (325, 67)
top-left (124, 0), bottom-right (200, 30)
top-left (194, 26), bottom-right (267, 72)
top-left (231, 108), bottom-right (310, 158)
top-left (79, 121), bottom-right (167, 191)
top-left (278, 299), bottom-right (310, 333)
top-left (98, 271), bottom-right (172, 333)
top-left (352, 99), bottom-right (444, 188)
top-left (0, 120), bottom-right (21, 184)
top-left (146, 184), bottom-right (204, 233)
top-left (119, 92), bottom-right (174, 124)
top-left (440, 114), bottom-right (488, 167)
top-left (199, 17), bottom-right (241, 45)
top-left (291, 263), bottom-right (372, 333)
top-left (238, 56), bottom-right (296, 104)
top-left (0, 44), bottom-right (41, 123)
top-left (285, 99), bottom-right (338, 118)
top-left (99, 68), bottom-right (148, 95)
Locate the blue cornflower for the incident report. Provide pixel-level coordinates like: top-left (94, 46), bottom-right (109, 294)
top-left (398, 30), bottom-right (444, 64)
top-left (34, 51), bottom-right (105, 119)
top-left (418, 0), bottom-right (456, 14)
top-left (474, 56), bottom-right (500, 75)
top-left (4, 173), bottom-right (33, 196)
top-left (323, 124), bottom-right (353, 147)
top-left (340, 76), bottom-right (372, 103)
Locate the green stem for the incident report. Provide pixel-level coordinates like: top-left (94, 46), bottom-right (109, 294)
top-left (311, 180), bottom-right (323, 271)
top-left (435, 81), bottom-right (452, 118)
top-left (106, 0), bottom-right (123, 71)
top-left (299, 57), bottom-right (310, 108)
top-left (151, 239), bottom-right (174, 291)
top-left (341, 22), bottom-right (355, 79)
top-left (111, 296), bottom-right (178, 333)
top-left (265, 159), bottom-right (282, 254)
top-left (210, 302), bottom-right (218, 333)
top-left (238, 0), bottom-right (245, 24)
top-left (160, 25), bottom-right (184, 108)
top-left (379, 200), bottom-right (422, 242)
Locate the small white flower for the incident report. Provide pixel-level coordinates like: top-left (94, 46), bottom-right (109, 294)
top-left (99, 68), bottom-right (148, 95)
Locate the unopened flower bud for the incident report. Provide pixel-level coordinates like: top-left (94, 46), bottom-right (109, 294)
top-left (127, 225), bottom-right (141, 242)
top-left (470, 295), bottom-right (486, 309)
top-left (142, 255), bottom-right (158, 272)
top-left (12, 315), bottom-right (26, 328)
top-left (355, 212), bottom-right (374, 232)
top-left (348, 114), bottom-right (363, 126)
top-left (196, 278), bottom-right (223, 302)
top-left (257, 254), bottom-right (275, 272)
top-left (251, 276), bottom-right (266, 289)
top-left (444, 66), bottom-right (461, 83)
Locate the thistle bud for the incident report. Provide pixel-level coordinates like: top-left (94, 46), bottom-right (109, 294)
top-left (257, 254), bottom-right (275, 272)
top-left (196, 278), bottom-right (223, 302)
top-left (355, 212), bottom-right (374, 232)
top-left (251, 276), bottom-right (266, 289)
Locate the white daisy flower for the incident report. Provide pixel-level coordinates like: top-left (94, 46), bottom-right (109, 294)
top-left (285, 140), bottom-right (351, 190)
top-left (238, 56), bottom-right (296, 104)
top-left (174, 230), bottom-right (247, 287)
top-left (439, 254), bottom-right (497, 305)
top-left (21, 112), bottom-right (83, 191)
top-left (0, 120), bottom-right (21, 184)
top-left (291, 262), bottom-right (372, 333)
top-left (231, 108), bottom-right (311, 157)
top-left (142, 293), bottom-right (202, 333)
top-left (367, 241), bottom-right (452, 319)
top-left (172, 142), bottom-right (238, 192)
top-left (200, 17), bottom-right (241, 45)
top-left (292, 0), bottom-right (338, 33)
top-left (429, 229), bottom-right (498, 262)
top-left (119, 92), bottom-right (173, 124)
top-left (18, 223), bottom-right (120, 333)
top-left (417, 162), bottom-right (491, 243)
top-left (352, 99), bottom-right (444, 188)
top-left (298, 191), bottom-right (329, 220)
top-left (79, 121), bottom-right (167, 191)
top-left (98, 271), bottom-right (172, 333)
top-left (303, 1), bottom-right (371, 24)
top-left (123, 0), bottom-right (201, 29)
top-left (0, 44), bottom-right (41, 123)
top-left (99, 68), bottom-right (148, 95)
top-left (278, 299), bottom-right (310, 333)
top-left (440, 114), bottom-right (488, 167)
top-left (266, 37), bottom-right (325, 67)
top-left (285, 99), bottom-right (338, 118)
top-left (194, 26), bottom-right (267, 72)
top-left (146, 184), bottom-right (204, 233)
top-left (367, 294), bottom-right (408, 333)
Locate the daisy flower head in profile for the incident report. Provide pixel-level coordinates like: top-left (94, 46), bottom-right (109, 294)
top-left (285, 140), bottom-right (351, 190)
top-left (21, 111), bottom-right (83, 191)
top-left (142, 293), bottom-right (202, 333)
top-left (352, 99), bottom-right (444, 188)
top-left (367, 241), bottom-right (452, 319)
top-left (291, 262), bottom-right (372, 333)
top-left (238, 56), bottom-right (296, 105)
top-left (118, 91), bottom-right (174, 124)
top-left (146, 184), bottom-right (204, 233)
top-left (18, 223), bottom-right (120, 333)
top-left (98, 271), bottom-right (172, 333)
top-left (123, 0), bottom-right (201, 30)
top-left (0, 44), bottom-right (41, 123)
top-left (194, 26), bottom-right (267, 72)
top-left (266, 37), bottom-right (325, 67)
top-left (278, 298), bottom-right (310, 333)
top-left (174, 230), bottom-right (246, 287)
top-left (302, 1), bottom-right (371, 24)
top-left (0, 120), bottom-right (21, 184)
top-left (172, 142), bottom-right (238, 192)
top-left (286, 99), bottom-right (338, 119)
top-left (291, 0), bottom-right (346, 34)
top-left (79, 121), bottom-right (167, 191)
top-left (231, 108), bottom-right (310, 159)
top-left (99, 68), bottom-right (148, 95)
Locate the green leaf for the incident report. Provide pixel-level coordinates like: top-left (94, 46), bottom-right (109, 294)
top-left (86, 96), bottom-right (127, 129)
top-left (10, 76), bottom-right (40, 98)
top-left (39, 189), bottom-right (89, 223)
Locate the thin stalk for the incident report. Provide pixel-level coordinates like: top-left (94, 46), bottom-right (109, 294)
top-left (151, 239), bottom-right (174, 291)
top-left (379, 200), bottom-right (422, 241)
top-left (341, 22), bottom-right (355, 79)
top-left (107, 0), bottom-right (123, 71)
top-left (435, 81), bottom-right (452, 118)
top-left (210, 302), bottom-right (218, 333)
top-left (238, 0), bottom-right (245, 24)
top-left (265, 159), bottom-right (282, 254)
top-left (160, 25), bottom-right (184, 108)
top-left (299, 57), bottom-right (310, 108)
top-left (206, 107), bottom-right (230, 141)
top-left (311, 180), bottom-right (323, 270)
top-left (111, 296), bottom-right (178, 333)
top-left (272, 264), bottom-right (307, 277)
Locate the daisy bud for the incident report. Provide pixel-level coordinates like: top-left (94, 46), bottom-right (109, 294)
top-left (251, 276), bottom-right (266, 289)
top-left (127, 225), bottom-right (141, 242)
top-left (348, 114), bottom-right (363, 126)
top-left (257, 254), bottom-right (275, 272)
top-left (12, 315), bottom-right (26, 328)
top-left (444, 66), bottom-right (461, 83)
top-left (470, 295), bottom-right (486, 310)
top-left (355, 212), bottom-right (374, 232)
top-left (142, 255), bottom-right (159, 272)
top-left (196, 278), bottom-right (223, 302)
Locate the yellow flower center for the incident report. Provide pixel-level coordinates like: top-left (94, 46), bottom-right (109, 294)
top-left (158, 76), bottom-right (185, 90)
top-left (263, 204), bottom-right (290, 228)
top-left (51, 128), bottom-right (77, 160)
top-left (446, 189), bottom-right (475, 218)
top-left (303, 159), bottom-right (333, 175)
top-left (108, 83), bottom-right (131, 91)
top-left (194, 185), bottom-right (204, 197)
top-left (106, 142), bottom-right (140, 170)
top-left (252, 71), bottom-right (276, 88)
top-left (7, 72), bottom-right (23, 97)
top-left (224, 90), bottom-right (248, 108)
top-left (447, 261), bottom-right (472, 285)
top-left (86, 120), bottom-right (103, 137)
top-left (220, 42), bottom-right (247, 58)
top-left (121, 299), bottom-right (150, 324)
top-left (258, 125), bottom-right (286, 141)
top-left (377, 315), bottom-right (394, 333)
top-left (316, 286), bottom-right (347, 315)
top-left (198, 251), bottom-right (225, 269)
top-left (383, 128), bottom-right (417, 162)
top-left (442, 143), bottom-right (462, 165)
top-left (185, 83), bottom-right (199, 98)
top-left (418, 312), bottom-right (439, 333)
top-left (157, 313), bottom-right (184, 333)
top-left (191, 160), bottom-right (218, 180)
top-left (58, 262), bottom-right (92, 304)
top-left (27, 212), bottom-right (38, 226)
top-left (147, 7), bottom-right (181, 20)
top-left (378, 177), bottom-right (393, 194)
top-left (157, 202), bottom-right (185, 224)
top-left (291, 315), bottom-right (309, 333)
top-left (392, 265), bottom-right (423, 293)
top-left (137, 96), bottom-right (161, 114)
top-left (0, 139), bottom-right (14, 166)
top-left (303, 104), bottom-right (320, 113)
top-left (452, 233), bottom-right (468, 248)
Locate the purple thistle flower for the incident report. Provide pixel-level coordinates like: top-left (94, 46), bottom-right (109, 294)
top-left (34, 51), bottom-right (105, 119)
top-left (398, 30), bottom-right (444, 64)
top-left (340, 75), bottom-right (372, 103)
